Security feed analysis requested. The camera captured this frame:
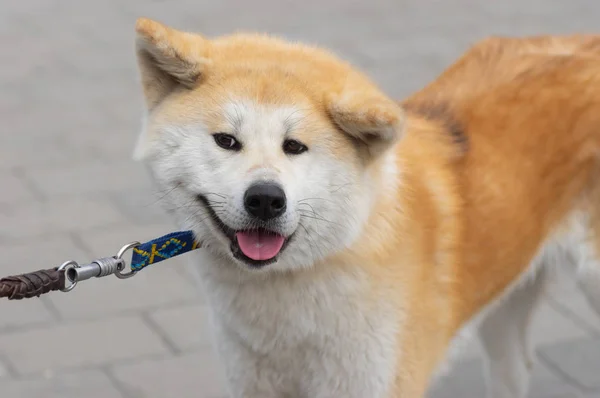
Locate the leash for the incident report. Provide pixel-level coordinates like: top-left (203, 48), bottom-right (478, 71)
top-left (0, 230), bottom-right (201, 300)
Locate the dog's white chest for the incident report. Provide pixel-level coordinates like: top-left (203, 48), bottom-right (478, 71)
top-left (194, 253), bottom-right (401, 398)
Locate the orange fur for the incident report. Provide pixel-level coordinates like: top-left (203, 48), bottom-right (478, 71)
top-left (384, 35), bottom-right (600, 394)
top-left (134, 18), bottom-right (600, 396)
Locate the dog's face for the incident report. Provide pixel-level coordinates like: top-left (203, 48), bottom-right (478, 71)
top-left (133, 18), bottom-right (404, 272)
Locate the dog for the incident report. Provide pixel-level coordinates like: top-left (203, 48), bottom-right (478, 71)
top-left (132, 18), bottom-right (600, 398)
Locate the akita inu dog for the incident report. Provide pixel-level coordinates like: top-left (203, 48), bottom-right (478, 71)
top-left (132, 18), bottom-right (600, 398)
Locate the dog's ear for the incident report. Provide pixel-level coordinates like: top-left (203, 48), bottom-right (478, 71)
top-left (326, 76), bottom-right (404, 158)
top-left (135, 17), bottom-right (209, 109)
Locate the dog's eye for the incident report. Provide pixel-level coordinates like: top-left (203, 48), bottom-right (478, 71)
top-left (213, 133), bottom-right (241, 151)
top-left (283, 139), bottom-right (308, 155)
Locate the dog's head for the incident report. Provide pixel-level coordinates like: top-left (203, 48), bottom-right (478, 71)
top-left (133, 18), bottom-right (404, 272)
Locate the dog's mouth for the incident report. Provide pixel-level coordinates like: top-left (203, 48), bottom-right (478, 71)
top-left (231, 229), bottom-right (290, 267)
top-left (196, 195), bottom-right (291, 267)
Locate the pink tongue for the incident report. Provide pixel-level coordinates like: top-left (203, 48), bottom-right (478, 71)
top-left (236, 230), bottom-right (285, 261)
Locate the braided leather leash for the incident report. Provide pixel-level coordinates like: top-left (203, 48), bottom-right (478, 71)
top-left (0, 230), bottom-right (201, 300)
top-left (0, 269), bottom-right (65, 300)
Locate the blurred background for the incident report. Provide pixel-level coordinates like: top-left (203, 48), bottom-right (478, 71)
top-left (1, 0), bottom-right (600, 397)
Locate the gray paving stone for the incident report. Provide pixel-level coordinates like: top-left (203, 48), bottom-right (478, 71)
top-left (0, 370), bottom-right (125, 398)
top-left (0, 316), bottom-right (169, 375)
top-left (0, 356), bottom-right (13, 378)
top-left (58, 123), bottom-right (142, 161)
top-left (148, 303), bottom-right (213, 352)
top-left (110, 189), bottom-right (172, 225)
top-left (539, 336), bottom-right (600, 392)
top-left (48, 263), bottom-right (201, 320)
top-left (0, 137), bottom-right (90, 170)
top-left (75, 223), bottom-right (177, 258)
top-left (529, 302), bottom-right (591, 348)
top-left (367, 62), bottom-right (440, 100)
top-left (112, 350), bottom-right (227, 398)
top-left (427, 356), bottom-right (581, 398)
top-left (0, 234), bottom-right (89, 276)
top-left (0, 299), bottom-right (55, 332)
top-left (0, 172), bottom-right (37, 204)
top-left (427, 358), bottom-right (486, 398)
top-left (0, 197), bottom-right (124, 241)
top-left (24, 160), bottom-right (153, 198)
top-left (548, 285), bottom-right (600, 334)
top-left (528, 365), bottom-right (586, 398)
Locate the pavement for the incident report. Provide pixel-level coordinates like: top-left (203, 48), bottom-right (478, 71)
top-left (1, 0), bottom-right (599, 397)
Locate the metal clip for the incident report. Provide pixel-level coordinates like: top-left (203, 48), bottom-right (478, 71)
top-left (114, 242), bottom-right (140, 279)
top-left (66, 257), bottom-right (125, 284)
top-left (57, 241), bottom-right (141, 293)
top-left (57, 260), bottom-right (79, 292)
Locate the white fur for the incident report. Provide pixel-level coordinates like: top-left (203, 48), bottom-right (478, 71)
top-left (138, 99), bottom-right (403, 397)
top-left (195, 251), bottom-right (401, 398)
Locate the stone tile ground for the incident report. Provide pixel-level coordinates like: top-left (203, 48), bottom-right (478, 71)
top-left (1, 0), bottom-right (599, 396)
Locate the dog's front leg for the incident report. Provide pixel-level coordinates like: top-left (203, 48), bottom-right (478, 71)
top-left (221, 356), bottom-right (289, 398)
top-left (225, 370), bottom-right (286, 398)
top-left (214, 329), bottom-right (291, 398)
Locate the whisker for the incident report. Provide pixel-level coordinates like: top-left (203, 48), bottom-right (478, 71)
top-left (297, 197), bottom-right (337, 205)
top-left (297, 202), bottom-right (318, 215)
top-left (204, 192), bottom-right (228, 199)
top-left (330, 182), bottom-right (352, 193)
top-left (151, 186), bottom-right (179, 203)
top-left (298, 212), bottom-right (341, 227)
top-left (298, 221), bottom-right (321, 260)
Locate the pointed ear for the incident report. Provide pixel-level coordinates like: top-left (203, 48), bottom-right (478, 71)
top-left (135, 18), bottom-right (209, 109)
top-left (327, 80), bottom-right (404, 157)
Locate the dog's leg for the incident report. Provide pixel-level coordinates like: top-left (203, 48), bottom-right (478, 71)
top-left (219, 350), bottom-right (286, 398)
top-left (478, 267), bottom-right (547, 398)
top-left (212, 327), bottom-right (290, 398)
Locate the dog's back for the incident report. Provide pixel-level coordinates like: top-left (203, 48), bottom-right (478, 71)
top-left (400, 35), bottom-right (600, 397)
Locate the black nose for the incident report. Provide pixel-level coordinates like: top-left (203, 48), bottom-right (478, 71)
top-left (244, 183), bottom-right (287, 221)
